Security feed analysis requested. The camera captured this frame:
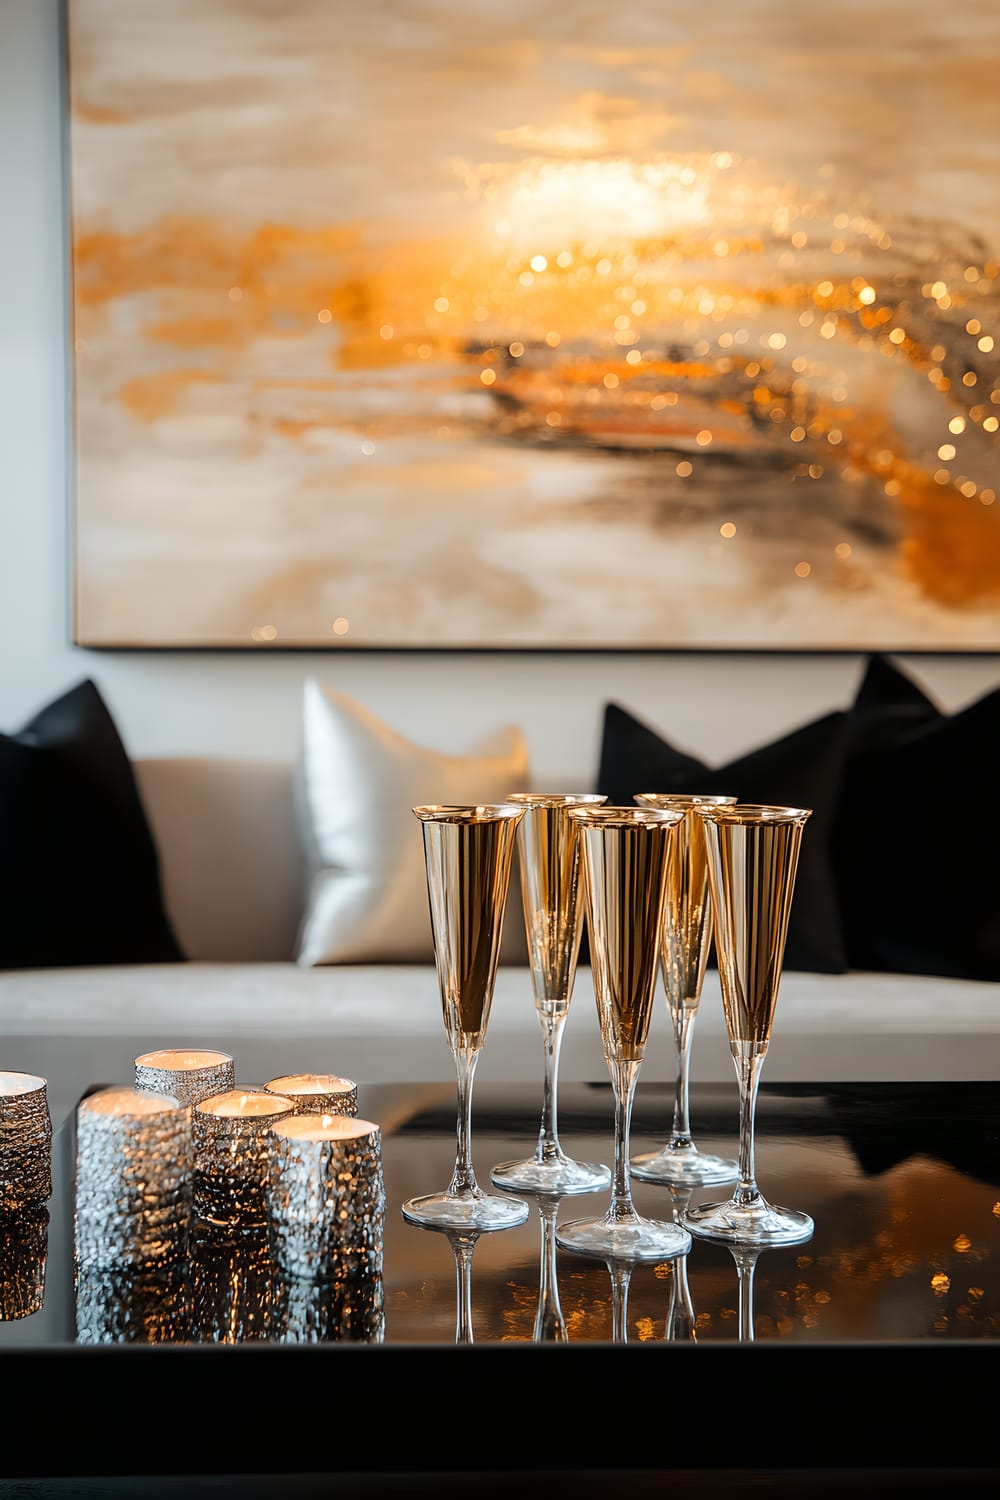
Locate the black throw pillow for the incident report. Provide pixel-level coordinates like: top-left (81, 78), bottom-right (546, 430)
top-left (0, 679), bottom-right (185, 968)
top-left (596, 701), bottom-right (849, 974)
top-left (832, 655), bottom-right (1000, 980)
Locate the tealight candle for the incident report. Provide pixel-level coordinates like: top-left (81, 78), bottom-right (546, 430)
top-left (193, 1089), bottom-right (295, 1230)
top-left (135, 1048), bottom-right (236, 1108)
top-left (0, 1071), bottom-right (53, 1214)
top-left (74, 1086), bottom-right (191, 1270)
top-left (263, 1073), bottom-right (358, 1119)
top-left (266, 1113), bottom-right (384, 1283)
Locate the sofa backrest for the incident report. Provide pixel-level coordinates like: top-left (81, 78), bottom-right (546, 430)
top-left (135, 757), bottom-right (303, 962)
top-left (133, 756), bottom-right (542, 966)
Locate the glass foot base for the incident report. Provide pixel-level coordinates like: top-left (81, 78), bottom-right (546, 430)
top-left (556, 1212), bottom-right (693, 1262)
top-left (630, 1144), bottom-right (738, 1187)
top-left (491, 1154), bottom-right (611, 1196)
top-left (682, 1195), bottom-right (814, 1247)
top-left (402, 1190), bottom-right (529, 1232)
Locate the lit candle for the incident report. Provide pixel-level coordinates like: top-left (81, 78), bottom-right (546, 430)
top-left (74, 1086), bottom-right (191, 1270)
top-left (263, 1072), bottom-right (358, 1119)
top-left (266, 1113), bottom-right (384, 1283)
top-left (193, 1089), bottom-right (295, 1230)
top-left (135, 1048), bottom-right (236, 1108)
top-left (0, 1071), bottom-right (53, 1214)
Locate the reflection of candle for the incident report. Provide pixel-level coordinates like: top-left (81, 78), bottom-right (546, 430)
top-left (0, 1205), bottom-right (49, 1322)
top-left (193, 1089), bottom-right (295, 1230)
top-left (263, 1073), bottom-right (358, 1119)
top-left (135, 1049), bottom-right (236, 1108)
top-left (74, 1087), bottom-right (191, 1270)
top-left (75, 1260), bottom-right (190, 1345)
top-left (0, 1071), bottom-right (53, 1214)
top-left (266, 1113), bottom-right (384, 1282)
top-left (277, 1263), bottom-right (385, 1345)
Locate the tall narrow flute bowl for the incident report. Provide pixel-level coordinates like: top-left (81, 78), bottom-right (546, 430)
top-left (555, 807), bottom-right (693, 1263)
top-left (402, 804), bottom-right (529, 1233)
top-left (491, 792), bottom-right (611, 1196)
top-left (629, 792), bottom-right (739, 1187)
top-left (682, 803), bottom-right (814, 1248)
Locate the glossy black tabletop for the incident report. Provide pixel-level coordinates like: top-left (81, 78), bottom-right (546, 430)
top-left (3, 1076), bottom-right (1000, 1480)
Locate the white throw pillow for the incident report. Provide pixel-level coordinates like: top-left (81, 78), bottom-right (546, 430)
top-left (295, 680), bottom-right (531, 965)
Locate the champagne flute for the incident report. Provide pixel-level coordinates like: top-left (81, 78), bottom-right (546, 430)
top-left (682, 804), bottom-right (814, 1247)
top-left (630, 792), bottom-right (739, 1187)
top-left (555, 806), bottom-right (693, 1262)
top-left (491, 792), bottom-right (611, 1196)
top-left (402, 804), bottom-right (529, 1232)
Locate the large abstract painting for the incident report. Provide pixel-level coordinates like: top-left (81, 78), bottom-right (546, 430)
top-left (67, 0), bottom-right (1000, 650)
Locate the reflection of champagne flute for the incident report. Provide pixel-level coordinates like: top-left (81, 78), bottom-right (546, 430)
top-left (491, 793), bottom-right (611, 1196)
top-left (402, 804), bottom-right (529, 1232)
top-left (630, 793), bottom-right (739, 1187)
top-left (556, 807), bottom-right (693, 1262)
top-left (682, 804), bottom-right (814, 1248)
top-left (532, 1194), bottom-right (569, 1343)
top-left (446, 1229), bottom-right (481, 1344)
top-left (664, 1185), bottom-right (698, 1342)
top-left (731, 1244), bottom-right (763, 1342)
top-left (606, 1257), bottom-right (634, 1343)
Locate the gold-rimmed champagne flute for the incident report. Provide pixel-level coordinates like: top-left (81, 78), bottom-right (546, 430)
top-left (402, 804), bottom-right (529, 1232)
top-left (491, 792), bottom-right (611, 1196)
top-left (630, 792), bottom-right (739, 1187)
top-left (555, 806), bottom-right (693, 1262)
top-left (682, 803), bottom-right (814, 1248)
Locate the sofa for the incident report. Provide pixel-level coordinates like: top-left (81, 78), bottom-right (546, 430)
top-left (4, 669), bottom-right (1000, 1133)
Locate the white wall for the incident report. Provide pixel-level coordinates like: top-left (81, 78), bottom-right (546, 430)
top-left (2, 0), bottom-right (998, 785)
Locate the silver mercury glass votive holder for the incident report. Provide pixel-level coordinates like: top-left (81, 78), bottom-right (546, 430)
top-left (74, 1086), bottom-right (192, 1271)
top-left (263, 1073), bottom-right (358, 1119)
top-left (0, 1204), bottom-right (49, 1321)
top-left (0, 1071), bottom-right (53, 1215)
top-left (193, 1088), bottom-right (296, 1230)
top-left (266, 1113), bottom-right (384, 1283)
top-left (135, 1049), bottom-right (236, 1109)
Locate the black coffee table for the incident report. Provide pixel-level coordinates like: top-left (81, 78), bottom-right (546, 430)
top-left (3, 1074), bottom-right (1000, 1489)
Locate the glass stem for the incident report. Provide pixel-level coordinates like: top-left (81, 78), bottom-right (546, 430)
top-left (732, 1043), bottom-right (766, 1208)
top-left (607, 1058), bottom-right (641, 1224)
top-left (449, 1045), bottom-right (481, 1198)
top-left (668, 1002), bottom-right (696, 1150)
top-left (535, 1008), bottom-right (567, 1165)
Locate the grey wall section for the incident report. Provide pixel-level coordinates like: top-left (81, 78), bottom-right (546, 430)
top-left (1, 0), bottom-right (997, 782)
